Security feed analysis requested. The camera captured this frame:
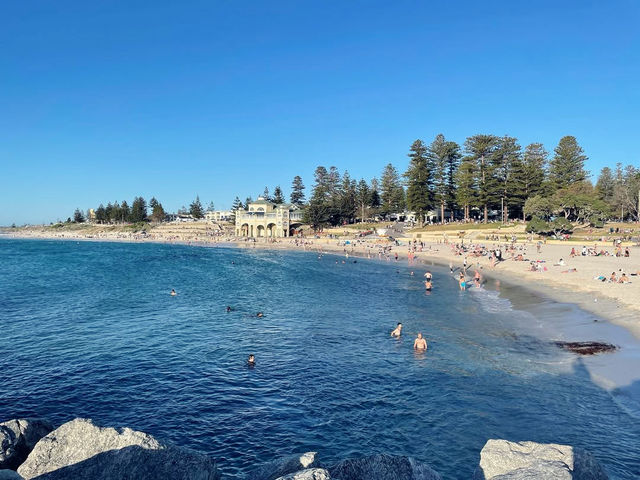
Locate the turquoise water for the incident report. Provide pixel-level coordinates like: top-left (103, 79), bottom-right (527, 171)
top-left (0, 238), bottom-right (639, 479)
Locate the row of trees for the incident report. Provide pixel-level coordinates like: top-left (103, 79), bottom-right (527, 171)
top-left (71, 195), bottom-right (211, 224)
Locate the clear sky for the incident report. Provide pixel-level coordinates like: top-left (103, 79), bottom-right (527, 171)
top-left (2, 0), bottom-right (639, 225)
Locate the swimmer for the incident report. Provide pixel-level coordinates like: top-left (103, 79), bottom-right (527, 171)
top-left (256, 312), bottom-right (264, 318)
top-left (424, 280), bottom-right (432, 291)
top-left (424, 271), bottom-right (432, 281)
top-left (170, 289), bottom-right (177, 296)
top-left (410, 271), bottom-right (414, 276)
top-left (414, 333), bottom-right (427, 351)
top-left (226, 306), bottom-right (232, 312)
top-left (390, 322), bottom-right (403, 337)
top-left (247, 354), bottom-right (256, 366)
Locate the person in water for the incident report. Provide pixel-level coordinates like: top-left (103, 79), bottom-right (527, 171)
top-left (414, 333), bottom-right (427, 351)
top-left (424, 280), bottom-right (433, 291)
top-left (459, 272), bottom-right (466, 291)
top-left (247, 354), bottom-right (256, 366)
top-left (256, 312), bottom-right (264, 318)
top-left (473, 270), bottom-right (481, 287)
top-left (170, 289), bottom-right (177, 296)
top-left (424, 271), bottom-right (432, 281)
top-left (226, 306), bottom-right (232, 312)
top-left (391, 323), bottom-right (403, 337)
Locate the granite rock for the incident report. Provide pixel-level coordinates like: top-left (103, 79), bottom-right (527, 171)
top-left (473, 439), bottom-right (608, 480)
top-left (17, 418), bottom-right (219, 480)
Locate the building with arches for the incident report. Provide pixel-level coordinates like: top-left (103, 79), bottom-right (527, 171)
top-left (235, 197), bottom-right (305, 238)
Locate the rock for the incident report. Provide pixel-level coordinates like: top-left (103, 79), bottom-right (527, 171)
top-left (554, 342), bottom-right (617, 355)
top-left (473, 439), bottom-right (608, 479)
top-left (275, 468), bottom-right (330, 480)
top-left (247, 452), bottom-right (318, 480)
top-left (0, 419), bottom-right (54, 470)
top-left (0, 471), bottom-right (24, 480)
top-left (17, 418), bottom-right (219, 480)
top-left (328, 454), bottom-right (441, 480)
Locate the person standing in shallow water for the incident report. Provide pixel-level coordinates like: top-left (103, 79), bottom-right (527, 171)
top-left (414, 333), bottom-right (427, 351)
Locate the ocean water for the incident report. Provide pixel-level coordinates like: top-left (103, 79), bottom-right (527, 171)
top-left (0, 238), bottom-right (639, 479)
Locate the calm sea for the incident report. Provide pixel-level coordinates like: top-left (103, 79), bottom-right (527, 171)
top-left (0, 238), bottom-right (639, 479)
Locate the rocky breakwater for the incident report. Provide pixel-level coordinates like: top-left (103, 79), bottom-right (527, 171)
top-left (1, 418), bottom-right (218, 480)
top-left (1, 416), bottom-right (610, 479)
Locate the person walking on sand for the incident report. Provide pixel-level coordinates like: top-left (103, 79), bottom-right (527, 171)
top-left (391, 323), bottom-right (403, 337)
top-left (414, 333), bottom-right (427, 351)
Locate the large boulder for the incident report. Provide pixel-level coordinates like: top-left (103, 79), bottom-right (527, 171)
top-left (0, 419), bottom-right (54, 470)
top-left (247, 452), bottom-right (318, 480)
top-left (17, 418), bottom-right (219, 480)
top-left (473, 439), bottom-right (608, 479)
top-left (275, 468), bottom-right (330, 480)
top-left (328, 454), bottom-right (441, 480)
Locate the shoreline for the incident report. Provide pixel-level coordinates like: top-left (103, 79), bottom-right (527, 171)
top-left (3, 230), bottom-right (639, 335)
top-left (3, 230), bottom-right (640, 392)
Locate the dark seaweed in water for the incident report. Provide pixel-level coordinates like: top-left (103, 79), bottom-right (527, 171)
top-left (554, 341), bottom-right (618, 355)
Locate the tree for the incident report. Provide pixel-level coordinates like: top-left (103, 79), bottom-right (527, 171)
top-left (230, 196), bottom-right (243, 223)
top-left (380, 163), bottom-right (404, 218)
top-left (519, 143), bottom-right (548, 218)
top-left (244, 197), bottom-right (253, 210)
top-left (429, 134), bottom-right (460, 222)
top-left (290, 176), bottom-right (306, 206)
top-left (464, 134), bottom-right (499, 223)
top-left (262, 187), bottom-right (271, 201)
top-left (207, 201), bottom-right (215, 212)
top-left (189, 195), bottom-right (204, 219)
top-left (338, 171), bottom-right (356, 224)
top-left (404, 139), bottom-right (432, 226)
top-left (549, 136), bottom-right (588, 189)
top-left (130, 197), bottom-right (148, 222)
top-left (120, 200), bottom-right (131, 223)
top-left (95, 204), bottom-right (107, 224)
top-left (369, 178), bottom-right (381, 210)
top-left (356, 178), bottom-right (370, 222)
top-left (150, 197), bottom-right (166, 222)
top-left (523, 195), bottom-right (553, 220)
top-left (455, 156), bottom-right (476, 221)
top-left (73, 208), bottom-right (85, 223)
top-left (491, 135), bottom-right (522, 222)
top-left (272, 185), bottom-right (285, 204)
top-left (105, 202), bottom-right (114, 223)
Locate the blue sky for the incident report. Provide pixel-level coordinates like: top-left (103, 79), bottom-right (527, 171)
top-left (2, 0), bottom-right (639, 225)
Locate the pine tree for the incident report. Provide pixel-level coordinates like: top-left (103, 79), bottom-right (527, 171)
top-left (73, 208), bottom-right (85, 223)
top-left (338, 171), bottom-right (356, 224)
top-left (95, 204), bottom-right (107, 224)
top-left (105, 202), bottom-right (114, 223)
top-left (356, 178), bottom-right (370, 222)
top-left (189, 195), bottom-right (204, 219)
top-left (150, 198), bottom-right (166, 223)
top-left (464, 134), bottom-right (499, 223)
top-left (130, 197), bottom-right (148, 222)
top-left (520, 143), bottom-right (548, 217)
top-left (369, 178), bottom-right (381, 210)
top-left (491, 136), bottom-right (522, 222)
top-left (404, 139), bottom-right (432, 226)
top-left (429, 134), bottom-right (460, 222)
top-left (290, 176), bottom-right (306, 206)
top-left (244, 197), bottom-right (253, 210)
top-left (455, 156), bottom-right (476, 221)
top-left (380, 164), bottom-right (403, 218)
top-left (121, 202), bottom-right (130, 222)
top-left (272, 185), bottom-right (285, 204)
top-left (549, 136), bottom-right (588, 189)
top-left (595, 167), bottom-right (615, 205)
top-left (230, 196), bottom-right (243, 223)
top-left (207, 201), bottom-right (215, 212)
top-left (262, 187), bottom-right (271, 201)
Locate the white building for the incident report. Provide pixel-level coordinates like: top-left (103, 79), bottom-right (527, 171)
top-left (235, 197), bottom-right (305, 238)
top-left (204, 210), bottom-right (233, 223)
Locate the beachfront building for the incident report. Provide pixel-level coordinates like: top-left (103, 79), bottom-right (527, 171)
top-left (235, 197), bottom-right (304, 238)
top-left (204, 210), bottom-right (233, 223)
